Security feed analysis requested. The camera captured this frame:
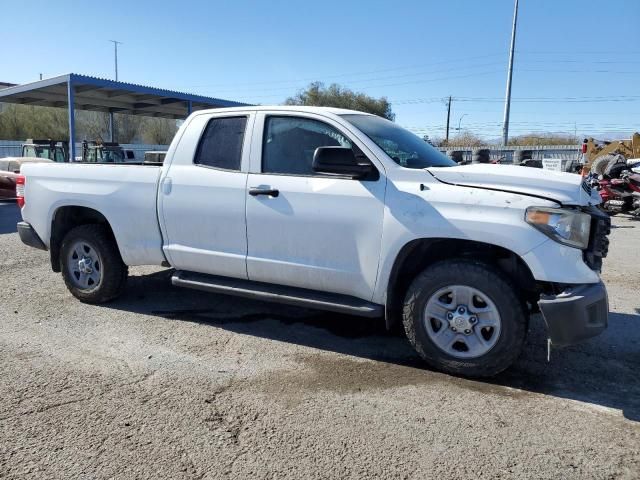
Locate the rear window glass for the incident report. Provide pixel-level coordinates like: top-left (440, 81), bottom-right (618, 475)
top-left (194, 116), bottom-right (247, 171)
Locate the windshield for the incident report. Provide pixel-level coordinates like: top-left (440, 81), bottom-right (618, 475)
top-left (341, 114), bottom-right (455, 169)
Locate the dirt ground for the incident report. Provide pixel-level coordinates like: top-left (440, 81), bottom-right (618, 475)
top-left (0, 201), bottom-right (638, 479)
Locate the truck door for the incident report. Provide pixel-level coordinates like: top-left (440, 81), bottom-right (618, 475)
top-left (245, 112), bottom-right (386, 301)
top-left (159, 112), bottom-right (253, 279)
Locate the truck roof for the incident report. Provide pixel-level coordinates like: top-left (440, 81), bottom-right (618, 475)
top-left (192, 105), bottom-right (376, 117)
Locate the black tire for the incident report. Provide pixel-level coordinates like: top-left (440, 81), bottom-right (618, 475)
top-left (564, 159), bottom-right (578, 173)
top-left (598, 204), bottom-right (618, 216)
top-left (591, 154), bottom-right (624, 177)
top-left (590, 155), bottom-right (612, 176)
top-left (402, 260), bottom-right (527, 377)
top-left (60, 224), bottom-right (128, 303)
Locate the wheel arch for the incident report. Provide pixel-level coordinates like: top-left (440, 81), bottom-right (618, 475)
top-left (385, 238), bottom-right (537, 329)
top-left (49, 206), bottom-right (120, 272)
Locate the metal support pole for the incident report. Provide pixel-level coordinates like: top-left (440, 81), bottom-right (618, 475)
top-left (109, 111), bottom-right (115, 142)
top-left (502, 0), bottom-right (519, 146)
top-left (109, 40), bottom-right (122, 143)
top-left (187, 100), bottom-right (193, 116)
top-left (67, 80), bottom-right (76, 162)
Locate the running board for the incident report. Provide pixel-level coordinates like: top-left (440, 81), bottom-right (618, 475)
top-left (171, 270), bottom-right (383, 318)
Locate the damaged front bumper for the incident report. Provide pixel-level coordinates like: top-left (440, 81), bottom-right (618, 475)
top-left (538, 282), bottom-right (608, 347)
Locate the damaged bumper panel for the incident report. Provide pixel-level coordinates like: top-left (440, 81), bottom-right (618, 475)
top-left (538, 282), bottom-right (608, 347)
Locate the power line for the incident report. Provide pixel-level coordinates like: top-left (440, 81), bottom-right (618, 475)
top-left (192, 62), bottom-right (506, 96)
top-left (391, 95), bottom-right (640, 105)
top-left (518, 68), bottom-right (640, 74)
top-left (517, 50), bottom-right (640, 55)
top-left (172, 53), bottom-right (507, 90)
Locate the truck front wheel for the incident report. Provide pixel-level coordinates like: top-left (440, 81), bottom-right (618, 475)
top-left (403, 260), bottom-right (527, 377)
top-left (60, 224), bottom-right (128, 303)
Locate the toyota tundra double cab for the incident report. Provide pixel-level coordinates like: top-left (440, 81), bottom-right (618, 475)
top-left (16, 106), bottom-right (610, 376)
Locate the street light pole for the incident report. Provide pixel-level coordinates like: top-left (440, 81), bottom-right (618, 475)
top-left (457, 114), bottom-right (467, 131)
top-left (502, 0), bottom-right (519, 146)
top-left (108, 40), bottom-right (122, 142)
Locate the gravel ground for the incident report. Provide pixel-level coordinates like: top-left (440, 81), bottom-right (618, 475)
top-left (0, 201), bottom-right (639, 479)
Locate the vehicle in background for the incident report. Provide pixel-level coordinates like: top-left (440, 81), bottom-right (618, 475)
top-left (584, 133), bottom-right (640, 175)
top-left (143, 151), bottom-right (166, 165)
top-left (21, 139), bottom-right (68, 162)
top-left (16, 106), bottom-right (611, 377)
top-left (588, 168), bottom-right (640, 217)
top-left (0, 157), bottom-right (52, 200)
top-left (80, 141), bottom-right (136, 163)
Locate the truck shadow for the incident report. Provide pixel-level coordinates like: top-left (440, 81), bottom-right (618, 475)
top-left (108, 268), bottom-right (640, 422)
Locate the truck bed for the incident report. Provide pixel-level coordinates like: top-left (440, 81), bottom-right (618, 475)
top-left (20, 163), bottom-right (166, 266)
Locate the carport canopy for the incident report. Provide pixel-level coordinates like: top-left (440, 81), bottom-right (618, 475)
top-left (0, 73), bottom-right (249, 160)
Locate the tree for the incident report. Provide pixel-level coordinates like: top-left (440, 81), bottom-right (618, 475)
top-left (141, 117), bottom-right (178, 145)
top-left (441, 131), bottom-right (484, 147)
top-left (428, 136), bottom-right (445, 147)
top-left (285, 82), bottom-right (395, 120)
top-left (76, 111), bottom-right (110, 141)
top-left (0, 104), bottom-right (177, 145)
top-left (0, 104), bottom-right (68, 140)
top-left (508, 133), bottom-right (579, 146)
top-left (113, 113), bottom-right (141, 143)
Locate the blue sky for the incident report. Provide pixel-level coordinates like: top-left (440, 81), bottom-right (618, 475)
top-left (2, 0), bottom-right (639, 140)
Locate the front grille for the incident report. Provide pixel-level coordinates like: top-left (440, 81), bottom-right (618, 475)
top-left (583, 206), bottom-right (611, 272)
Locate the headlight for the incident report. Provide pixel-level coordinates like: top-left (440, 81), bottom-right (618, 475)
top-left (525, 207), bottom-right (591, 249)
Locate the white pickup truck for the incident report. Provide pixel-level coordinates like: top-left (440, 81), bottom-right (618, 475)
top-left (17, 106), bottom-right (611, 377)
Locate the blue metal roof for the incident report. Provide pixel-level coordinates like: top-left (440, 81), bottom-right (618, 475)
top-left (0, 73), bottom-right (250, 119)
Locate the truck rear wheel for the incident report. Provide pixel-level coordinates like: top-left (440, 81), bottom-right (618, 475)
top-left (403, 260), bottom-right (527, 377)
top-left (60, 224), bottom-right (128, 303)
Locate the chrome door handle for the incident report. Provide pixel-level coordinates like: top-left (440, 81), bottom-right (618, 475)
top-left (249, 187), bottom-right (279, 197)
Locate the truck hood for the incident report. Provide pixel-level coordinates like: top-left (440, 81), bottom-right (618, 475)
top-left (427, 164), bottom-right (597, 205)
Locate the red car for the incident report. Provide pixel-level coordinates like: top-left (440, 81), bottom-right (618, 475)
top-left (0, 158), bottom-right (52, 200)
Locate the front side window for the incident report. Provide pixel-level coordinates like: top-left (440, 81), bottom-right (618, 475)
top-left (262, 116), bottom-right (352, 175)
top-left (194, 116), bottom-right (247, 171)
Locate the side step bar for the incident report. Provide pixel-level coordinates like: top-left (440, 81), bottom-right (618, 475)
top-left (171, 270), bottom-right (383, 318)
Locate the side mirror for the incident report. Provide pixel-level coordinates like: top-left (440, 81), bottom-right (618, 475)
top-left (312, 147), bottom-right (373, 178)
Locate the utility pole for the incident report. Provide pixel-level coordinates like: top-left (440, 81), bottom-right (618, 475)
top-left (502, 0), bottom-right (519, 146)
top-left (109, 40), bottom-right (122, 81)
top-left (445, 96), bottom-right (452, 143)
top-left (108, 40), bottom-right (122, 142)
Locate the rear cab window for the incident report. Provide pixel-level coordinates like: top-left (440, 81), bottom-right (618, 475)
top-left (194, 116), bottom-right (248, 171)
